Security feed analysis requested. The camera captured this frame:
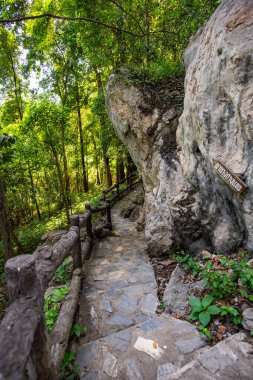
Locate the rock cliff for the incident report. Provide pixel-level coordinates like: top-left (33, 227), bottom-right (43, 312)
top-left (105, 0), bottom-right (253, 255)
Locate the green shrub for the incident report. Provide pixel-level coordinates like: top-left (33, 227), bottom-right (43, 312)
top-left (44, 286), bottom-right (69, 332)
top-left (189, 295), bottom-right (220, 327)
top-left (175, 253), bottom-right (201, 277)
top-left (55, 258), bottom-right (73, 285)
top-left (61, 352), bottom-right (79, 380)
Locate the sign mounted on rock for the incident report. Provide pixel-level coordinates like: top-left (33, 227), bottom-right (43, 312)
top-left (214, 160), bottom-right (247, 194)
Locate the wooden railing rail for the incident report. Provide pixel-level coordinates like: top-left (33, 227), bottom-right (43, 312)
top-left (101, 171), bottom-right (140, 203)
top-left (0, 170), bottom-right (140, 380)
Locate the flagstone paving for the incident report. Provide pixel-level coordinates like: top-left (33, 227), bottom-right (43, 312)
top-left (74, 186), bottom-right (253, 380)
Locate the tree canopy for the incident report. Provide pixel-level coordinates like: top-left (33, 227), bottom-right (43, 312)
top-left (0, 0), bottom-right (220, 271)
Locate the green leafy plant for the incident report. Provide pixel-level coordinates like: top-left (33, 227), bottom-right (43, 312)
top-left (44, 286), bottom-right (69, 332)
top-left (71, 323), bottom-right (87, 339)
top-left (239, 267), bottom-right (253, 301)
top-left (159, 302), bottom-right (166, 310)
top-left (198, 324), bottom-right (212, 340)
top-left (55, 258), bottom-right (73, 284)
top-left (189, 295), bottom-right (220, 327)
top-left (61, 352), bottom-right (79, 380)
top-left (220, 305), bottom-right (242, 325)
top-left (202, 268), bottom-right (237, 300)
top-left (175, 253), bottom-right (201, 277)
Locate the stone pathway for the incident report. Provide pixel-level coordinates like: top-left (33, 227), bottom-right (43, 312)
top-left (74, 186), bottom-right (253, 380)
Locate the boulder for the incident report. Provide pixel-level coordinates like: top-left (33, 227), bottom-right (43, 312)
top-left (105, 0), bottom-right (253, 255)
top-left (242, 307), bottom-right (253, 330)
top-left (163, 265), bottom-right (205, 315)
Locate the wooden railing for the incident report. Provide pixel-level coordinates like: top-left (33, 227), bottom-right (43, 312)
top-left (0, 171), bottom-right (140, 380)
top-left (101, 170), bottom-right (139, 204)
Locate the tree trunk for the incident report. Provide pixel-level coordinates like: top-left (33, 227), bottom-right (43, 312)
top-left (95, 69), bottom-right (112, 188)
top-left (0, 175), bottom-right (14, 260)
top-left (74, 141), bottom-right (80, 192)
top-left (145, 3), bottom-right (151, 67)
top-left (91, 135), bottom-right (101, 185)
top-left (61, 122), bottom-right (71, 207)
top-left (7, 49), bottom-right (23, 121)
top-left (116, 150), bottom-right (125, 182)
top-left (27, 162), bottom-right (41, 220)
top-left (49, 144), bottom-right (70, 224)
top-left (104, 155), bottom-right (112, 189)
top-left (76, 84), bottom-right (89, 193)
top-left (10, 227), bottom-right (25, 254)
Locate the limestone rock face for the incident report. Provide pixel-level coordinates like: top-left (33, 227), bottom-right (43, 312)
top-left (106, 0), bottom-right (253, 254)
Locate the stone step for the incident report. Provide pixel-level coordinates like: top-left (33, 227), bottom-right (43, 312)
top-left (164, 333), bottom-right (253, 380)
top-left (77, 252), bottom-right (158, 343)
top-left (75, 314), bottom-right (206, 380)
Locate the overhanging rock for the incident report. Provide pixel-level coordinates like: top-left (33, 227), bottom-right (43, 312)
top-left (105, 0), bottom-right (253, 255)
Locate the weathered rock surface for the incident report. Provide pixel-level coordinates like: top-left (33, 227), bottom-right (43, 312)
top-left (40, 230), bottom-right (66, 245)
top-left (242, 307), bottom-right (253, 330)
top-left (105, 0), bottom-right (253, 254)
top-left (163, 265), bottom-right (205, 315)
top-left (120, 185), bottom-right (144, 224)
top-left (165, 333), bottom-right (253, 379)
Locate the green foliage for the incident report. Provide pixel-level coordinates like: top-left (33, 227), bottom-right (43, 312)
top-left (71, 323), bottom-right (87, 339)
top-left (55, 258), bottom-right (73, 285)
top-left (0, 132), bottom-right (16, 164)
top-left (61, 352), bottom-right (79, 380)
top-left (189, 295), bottom-right (220, 327)
top-left (17, 212), bottom-right (67, 252)
top-left (176, 253), bottom-right (253, 303)
top-left (175, 253), bottom-right (201, 277)
top-left (202, 268), bottom-right (237, 300)
top-left (0, 0), bottom-right (221, 290)
top-left (239, 267), bottom-right (253, 301)
top-left (198, 324), bottom-right (212, 340)
top-left (146, 60), bottom-right (183, 81)
top-left (220, 306), bottom-right (242, 325)
top-left (44, 286), bottom-right (69, 332)
top-left (177, 253), bottom-right (249, 331)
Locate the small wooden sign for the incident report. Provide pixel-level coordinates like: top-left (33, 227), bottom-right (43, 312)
top-left (214, 160), bottom-right (247, 194)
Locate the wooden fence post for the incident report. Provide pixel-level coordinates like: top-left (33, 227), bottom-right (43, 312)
top-left (85, 204), bottom-right (93, 240)
top-left (102, 190), bottom-right (106, 202)
top-left (84, 204), bottom-right (93, 258)
top-left (5, 255), bottom-right (39, 302)
top-left (70, 215), bottom-right (82, 269)
top-left (5, 255), bottom-right (57, 379)
top-left (116, 183), bottom-right (120, 198)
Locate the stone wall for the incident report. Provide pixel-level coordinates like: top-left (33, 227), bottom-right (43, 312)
top-left (105, 0), bottom-right (253, 255)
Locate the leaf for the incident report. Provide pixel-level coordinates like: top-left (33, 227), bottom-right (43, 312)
top-left (207, 305), bottom-right (220, 315)
top-left (189, 311), bottom-right (200, 321)
top-left (202, 294), bottom-right (213, 308)
top-left (230, 308), bottom-right (239, 317)
top-left (192, 306), bottom-right (203, 313)
top-left (202, 328), bottom-right (212, 340)
top-left (233, 316), bottom-right (242, 325)
top-left (189, 297), bottom-right (201, 308)
top-left (199, 311), bottom-right (211, 327)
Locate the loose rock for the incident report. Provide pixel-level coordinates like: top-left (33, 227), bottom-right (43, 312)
top-left (242, 307), bottom-right (253, 330)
